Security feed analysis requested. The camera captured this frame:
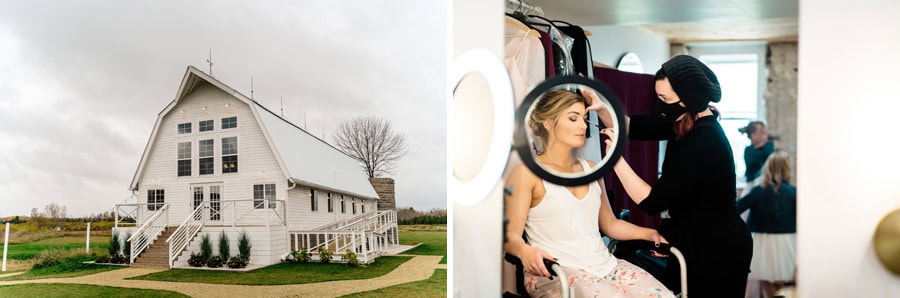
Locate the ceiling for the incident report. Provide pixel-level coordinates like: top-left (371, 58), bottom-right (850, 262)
top-left (523, 0), bottom-right (798, 42)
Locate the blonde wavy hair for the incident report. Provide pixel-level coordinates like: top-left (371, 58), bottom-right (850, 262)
top-left (528, 89), bottom-right (586, 155)
top-left (757, 150), bottom-right (791, 192)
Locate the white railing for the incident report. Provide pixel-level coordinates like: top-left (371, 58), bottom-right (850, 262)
top-left (310, 212), bottom-right (371, 231)
top-left (127, 204), bottom-right (169, 264)
top-left (210, 199), bottom-right (286, 227)
top-left (167, 202), bottom-right (207, 268)
top-left (115, 203), bottom-right (165, 228)
top-left (287, 210), bottom-right (399, 264)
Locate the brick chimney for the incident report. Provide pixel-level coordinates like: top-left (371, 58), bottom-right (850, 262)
top-left (369, 177), bottom-right (396, 210)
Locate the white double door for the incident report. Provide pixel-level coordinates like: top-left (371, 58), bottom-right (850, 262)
top-left (191, 183), bottom-right (222, 222)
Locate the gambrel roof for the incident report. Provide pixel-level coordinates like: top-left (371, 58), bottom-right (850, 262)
top-left (129, 66), bottom-right (379, 199)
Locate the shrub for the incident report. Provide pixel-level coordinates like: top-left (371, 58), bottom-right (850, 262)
top-left (318, 247), bottom-right (332, 264)
top-left (341, 250), bottom-right (359, 267)
top-left (238, 231), bottom-right (251, 261)
top-left (218, 231), bottom-right (230, 260)
top-left (291, 249), bottom-right (310, 263)
top-left (95, 255), bottom-right (111, 264)
top-left (200, 234), bottom-right (213, 259)
top-left (109, 231), bottom-right (121, 257)
top-left (123, 232), bottom-right (133, 259)
top-left (226, 256), bottom-right (248, 269)
top-left (188, 252), bottom-right (207, 267)
top-left (207, 255), bottom-right (225, 268)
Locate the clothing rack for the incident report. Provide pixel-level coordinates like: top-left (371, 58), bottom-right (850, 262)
top-left (506, 0), bottom-right (543, 17)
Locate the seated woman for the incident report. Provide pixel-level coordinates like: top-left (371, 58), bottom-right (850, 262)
top-left (504, 89), bottom-right (675, 298)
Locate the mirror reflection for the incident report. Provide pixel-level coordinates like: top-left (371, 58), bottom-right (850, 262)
top-left (513, 76), bottom-right (627, 186)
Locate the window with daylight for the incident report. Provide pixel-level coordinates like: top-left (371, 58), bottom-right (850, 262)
top-left (697, 53), bottom-right (761, 184)
top-left (177, 142), bottom-right (191, 176)
top-left (178, 123), bottom-right (191, 134)
top-left (327, 192), bottom-right (333, 213)
top-left (310, 189), bottom-right (318, 211)
top-left (147, 189), bottom-right (165, 211)
top-left (222, 116), bottom-right (237, 129)
top-left (253, 184), bottom-right (276, 209)
top-left (341, 195), bottom-right (346, 213)
top-left (222, 137), bottom-right (238, 173)
top-left (199, 120), bottom-right (214, 132)
top-left (199, 139), bottom-right (214, 175)
top-left (352, 198), bottom-right (357, 214)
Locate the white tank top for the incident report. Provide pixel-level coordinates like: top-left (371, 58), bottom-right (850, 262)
top-left (523, 159), bottom-right (618, 277)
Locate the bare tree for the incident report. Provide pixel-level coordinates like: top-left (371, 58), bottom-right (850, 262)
top-left (44, 203), bottom-right (67, 226)
top-left (332, 116), bottom-right (408, 178)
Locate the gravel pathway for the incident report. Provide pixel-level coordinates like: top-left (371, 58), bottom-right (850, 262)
top-left (0, 255), bottom-right (443, 297)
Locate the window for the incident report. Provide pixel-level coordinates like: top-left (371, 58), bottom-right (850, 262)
top-left (199, 120), bottom-right (214, 132)
top-left (341, 195), bottom-right (346, 213)
top-left (199, 139), bottom-right (214, 175)
top-left (222, 116), bottom-right (237, 129)
top-left (253, 184), bottom-right (276, 209)
top-left (697, 53), bottom-right (761, 184)
top-left (327, 192), bottom-right (333, 213)
top-left (178, 123), bottom-right (191, 134)
top-left (222, 137), bottom-right (238, 173)
top-left (362, 202), bottom-right (366, 213)
top-left (352, 198), bottom-right (357, 214)
top-left (177, 142), bottom-right (191, 176)
top-left (310, 189), bottom-right (318, 211)
top-left (147, 189), bottom-right (164, 211)
top-left (193, 186), bottom-right (204, 219)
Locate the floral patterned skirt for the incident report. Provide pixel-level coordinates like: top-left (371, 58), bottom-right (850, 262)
top-left (524, 259), bottom-right (676, 298)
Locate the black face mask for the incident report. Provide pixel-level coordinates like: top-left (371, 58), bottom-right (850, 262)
top-left (652, 99), bottom-right (688, 122)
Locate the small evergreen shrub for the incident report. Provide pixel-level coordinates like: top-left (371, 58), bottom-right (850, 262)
top-left (123, 232), bottom-right (133, 259)
top-left (109, 232), bottom-right (121, 257)
top-left (200, 234), bottom-right (213, 259)
top-left (218, 231), bottom-right (230, 260)
top-left (238, 231), bottom-right (252, 261)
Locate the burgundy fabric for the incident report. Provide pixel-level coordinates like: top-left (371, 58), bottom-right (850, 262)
top-left (593, 67), bottom-right (662, 229)
top-left (538, 30), bottom-right (555, 78)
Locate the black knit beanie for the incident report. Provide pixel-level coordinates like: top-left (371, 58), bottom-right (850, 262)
top-left (661, 55), bottom-right (721, 113)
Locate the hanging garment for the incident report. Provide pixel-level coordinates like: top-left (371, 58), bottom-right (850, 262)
top-left (538, 30), bottom-right (556, 78)
top-left (554, 24), bottom-right (591, 76)
top-left (593, 66), bottom-right (662, 230)
top-left (504, 16), bottom-right (546, 107)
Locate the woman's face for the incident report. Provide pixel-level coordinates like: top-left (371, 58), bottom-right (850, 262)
top-left (545, 101), bottom-right (588, 149)
top-left (655, 77), bottom-right (684, 106)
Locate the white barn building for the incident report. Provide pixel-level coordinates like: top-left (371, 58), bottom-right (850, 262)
top-left (114, 66), bottom-right (398, 268)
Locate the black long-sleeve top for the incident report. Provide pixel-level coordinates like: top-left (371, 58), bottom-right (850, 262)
top-left (737, 183), bottom-right (797, 233)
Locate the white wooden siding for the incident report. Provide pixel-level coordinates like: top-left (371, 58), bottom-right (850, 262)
top-left (286, 186), bottom-right (382, 230)
top-left (138, 82), bottom-right (286, 226)
top-left (175, 225), bottom-right (288, 267)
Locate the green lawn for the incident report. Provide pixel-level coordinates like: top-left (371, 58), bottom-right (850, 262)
top-left (4, 236), bottom-right (110, 260)
top-left (129, 256), bottom-right (411, 285)
top-left (399, 231), bottom-right (447, 264)
top-left (0, 255), bottom-right (123, 281)
top-left (340, 269), bottom-right (446, 298)
top-left (0, 283), bottom-right (189, 298)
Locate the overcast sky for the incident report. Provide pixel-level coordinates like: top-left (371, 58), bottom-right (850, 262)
top-left (0, 1), bottom-right (447, 217)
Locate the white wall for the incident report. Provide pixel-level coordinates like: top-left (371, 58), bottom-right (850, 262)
top-left (583, 25), bottom-right (670, 75)
top-left (285, 186), bottom-right (378, 231)
top-left (798, 1), bottom-right (900, 296)
top-left (137, 82), bottom-right (286, 226)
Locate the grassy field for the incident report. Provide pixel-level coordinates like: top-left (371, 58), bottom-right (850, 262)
top-left (0, 284), bottom-right (189, 298)
top-left (4, 236), bottom-right (110, 260)
top-left (129, 256), bottom-right (411, 285)
top-left (399, 230), bottom-right (447, 264)
top-left (339, 269), bottom-right (446, 298)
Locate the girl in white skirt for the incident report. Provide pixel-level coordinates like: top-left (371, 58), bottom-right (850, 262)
top-left (737, 151), bottom-right (797, 298)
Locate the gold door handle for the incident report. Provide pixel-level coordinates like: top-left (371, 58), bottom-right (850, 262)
top-left (874, 208), bottom-right (900, 275)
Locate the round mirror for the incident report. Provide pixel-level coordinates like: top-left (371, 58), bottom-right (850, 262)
top-left (514, 76), bottom-right (627, 186)
top-left (449, 48), bottom-right (514, 205)
top-left (617, 52), bottom-right (644, 73)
